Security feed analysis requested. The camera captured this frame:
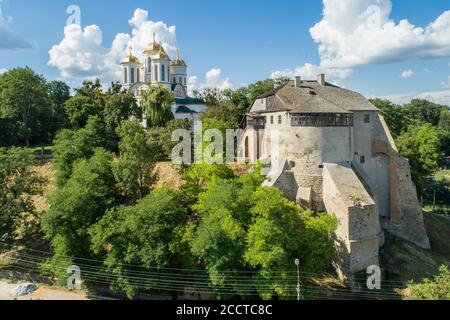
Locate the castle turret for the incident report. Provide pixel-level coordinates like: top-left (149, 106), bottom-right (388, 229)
top-left (121, 46), bottom-right (141, 90)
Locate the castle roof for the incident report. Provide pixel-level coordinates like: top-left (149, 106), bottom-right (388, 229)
top-left (253, 79), bottom-right (379, 114)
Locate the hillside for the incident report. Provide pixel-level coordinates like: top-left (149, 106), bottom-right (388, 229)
top-left (381, 213), bottom-right (450, 285)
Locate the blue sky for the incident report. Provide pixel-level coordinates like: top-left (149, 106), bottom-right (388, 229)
top-left (0, 0), bottom-right (450, 105)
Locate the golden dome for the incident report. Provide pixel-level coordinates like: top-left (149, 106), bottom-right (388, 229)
top-left (170, 48), bottom-right (187, 67)
top-left (121, 46), bottom-right (141, 65)
top-left (152, 44), bottom-right (170, 61)
top-left (144, 32), bottom-right (167, 56)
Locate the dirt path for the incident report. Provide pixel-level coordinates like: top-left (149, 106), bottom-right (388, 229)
top-left (0, 280), bottom-right (87, 300)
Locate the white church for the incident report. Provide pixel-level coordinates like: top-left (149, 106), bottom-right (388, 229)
top-left (120, 34), bottom-right (206, 125)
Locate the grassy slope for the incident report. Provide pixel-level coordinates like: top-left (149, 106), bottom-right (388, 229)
top-left (381, 213), bottom-right (450, 285)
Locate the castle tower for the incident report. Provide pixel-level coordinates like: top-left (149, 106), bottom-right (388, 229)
top-left (121, 46), bottom-right (141, 90)
top-left (170, 48), bottom-right (188, 87)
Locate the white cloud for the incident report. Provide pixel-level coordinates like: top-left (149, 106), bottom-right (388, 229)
top-left (378, 90), bottom-right (450, 105)
top-left (272, 0), bottom-right (450, 84)
top-left (0, 0), bottom-right (33, 50)
top-left (48, 8), bottom-right (177, 85)
top-left (400, 69), bottom-right (415, 78)
top-left (310, 0), bottom-right (450, 69)
top-left (270, 63), bottom-right (352, 85)
top-left (188, 68), bottom-right (233, 94)
top-left (0, 67), bottom-right (7, 74)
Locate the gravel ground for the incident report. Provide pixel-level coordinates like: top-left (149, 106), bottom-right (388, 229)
top-left (0, 279), bottom-right (87, 300)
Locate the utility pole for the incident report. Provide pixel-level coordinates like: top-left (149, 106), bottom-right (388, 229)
top-left (295, 259), bottom-right (301, 301)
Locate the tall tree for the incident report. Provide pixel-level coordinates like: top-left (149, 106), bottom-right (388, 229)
top-left (112, 120), bottom-right (160, 203)
top-left (404, 99), bottom-right (447, 126)
top-left (0, 147), bottom-right (45, 241)
top-left (53, 116), bottom-right (114, 187)
top-left (103, 89), bottom-right (140, 139)
top-left (397, 124), bottom-right (444, 190)
top-left (89, 188), bottom-right (186, 298)
top-left (47, 80), bottom-right (71, 136)
top-left (141, 85), bottom-right (174, 128)
top-left (64, 95), bottom-right (101, 129)
top-left (41, 148), bottom-right (117, 280)
top-left (0, 67), bottom-right (50, 146)
top-left (370, 98), bottom-right (409, 137)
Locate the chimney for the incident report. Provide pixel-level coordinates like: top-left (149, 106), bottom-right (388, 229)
top-left (317, 74), bottom-right (326, 86)
top-left (294, 76), bottom-right (302, 87)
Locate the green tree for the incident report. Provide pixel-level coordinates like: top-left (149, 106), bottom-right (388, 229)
top-left (47, 80), bottom-right (71, 136)
top-left (439, 109), bottom-right (450, 133)
top-left (41, 148), bottom-right (117, 280)
top-left (189, 178), bottom-right (252, 298)
top-left (0, 118), bottom-right (20, 147)
top-left (64, 95), bottom-right (101, 129)
top-left (405, 265), bottom-right (450, 300)
top-left (181, 162), bottom-right (235, 205)
top-left (89, 188), bottom-right (186, 298)
top-left (112, 120), bottom-right (159, 203)
top-left (0, 147), bottom-right (45, 241)
top-left (53, 116), bottom-right (113, 187)
top-left (245, 188), bottom-right (338, 299)
top-left (141, 85), bottom-right (174, 128)
top-left (103, 90), bottom-right (139, 137)
top-left (146, 119), bottom-right (192, 162)
top-left (370, 98), bottom-right (408, 137)
top-left (404, 99), bottom-right (447, 126)
top-left (0, 67), bottom-right (51, 146)
top-left (397, 124), bottom-right (444, 189)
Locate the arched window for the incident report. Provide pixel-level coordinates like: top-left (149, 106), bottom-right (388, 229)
top-left (130, 68), bottom-right (135, 84)
top-left (137, 69), bottom-right (140, 83)
top-left (147, 58), bottom-right (151, 72)
top-left (123, 67), bottom-right (128, 84)
top-left (154, 65), bottom-right (158, 81)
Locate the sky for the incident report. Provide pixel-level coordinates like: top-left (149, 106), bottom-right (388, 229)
top-left (0, 0), bottom-right (450, 105)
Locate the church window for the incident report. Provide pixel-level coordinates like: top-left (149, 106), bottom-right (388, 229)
top-left (154, 65), bottom-right (158, 81)
top-left (130, 68), bottom-right (135, 84)
top-left (173, 77), bottom-right (176, 84)
top-left (161, 65), bottom-right (165, 82)
top-left (278, 115), bottom-right (282, 124)
top-left (124, 67), bottom-right (128, 84)
top-left (179, 77), bottom-right (182, 84)
top-left (137, 69), bottom-right (140, 83)
top-left (147, 58), bottom-right (151, 72)
top-left (270, 116), bottom-right (274, 124)
top-left (360, 156), bottom-right (366, 164)
top-left (364, 114), bottom-right (370, 123)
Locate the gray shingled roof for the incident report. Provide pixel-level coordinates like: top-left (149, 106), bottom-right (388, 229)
top-left (251, 80), bottom-right (378, 114)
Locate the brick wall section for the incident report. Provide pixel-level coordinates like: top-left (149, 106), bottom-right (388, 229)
top-left (371, 139), bottom-right (401, 221)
